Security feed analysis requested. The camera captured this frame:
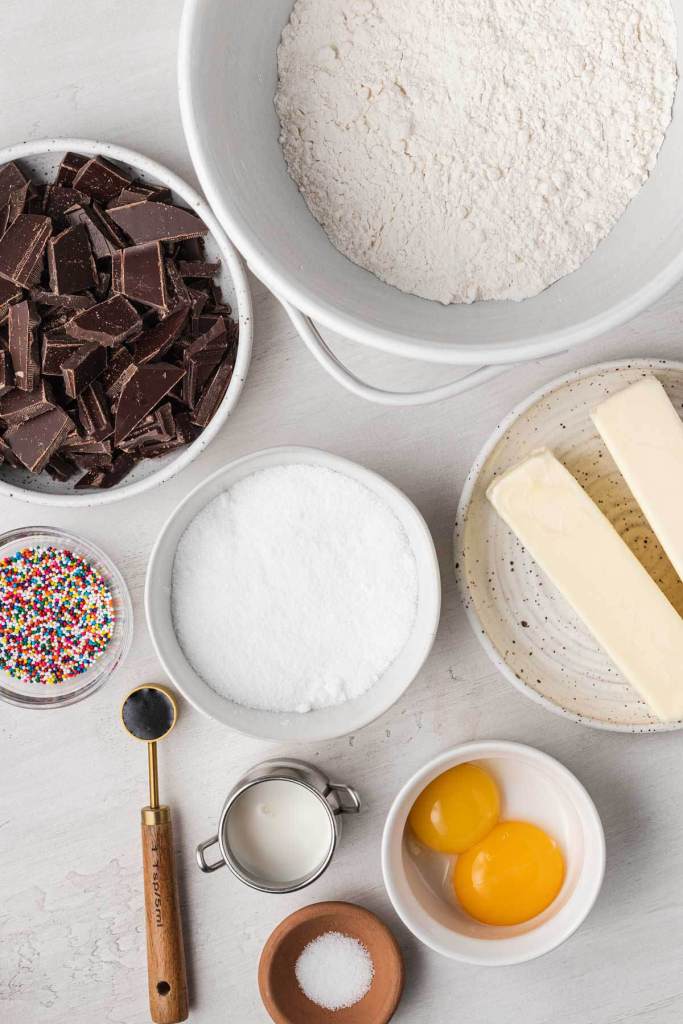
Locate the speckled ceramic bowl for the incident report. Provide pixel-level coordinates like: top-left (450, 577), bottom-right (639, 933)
top-left (454, 358), bottom-right (683, 733)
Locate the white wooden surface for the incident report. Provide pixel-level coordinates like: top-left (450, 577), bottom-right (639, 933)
top-left (2, 3), bottom-right (683, 1022)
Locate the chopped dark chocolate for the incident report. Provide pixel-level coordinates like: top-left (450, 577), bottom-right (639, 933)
top-left (77, 381), bottom-right (113, 441)
top-left (98, 451), bottom-right (136, 487)
top-left (166, 259), bottom-right (191, 306)
top-left (33, 290), bottom-right (95, 313)
top-left (43, 185), bottom-right (90, 220)
top-left (0, 379), bottom-right (54, 426)
top-left (0, 214), bottom-right (52, 287)
top-left (178, 260), bottom-right (220, 279)
top-left (6, 405), bottom-right (73, 473)
top-left (47, 224), bottom-right (98, 295)
top-left (68, 294), bottom-right (142, 345)
top-left (0, 349), bottom-right (14, 397)
top-left (0, 162), bottom-right (30, 226)
top-left (107, 200), bottom-right (207, 244)
top-left (0, 277), bottom-right (23, 323)
top-left (61, 342), bottom-right (107, 398)
top-left (64, 204), bottom-right (126, 260)
top-left (72, 156), bottom-right (132, 203)
top-left (132, 304), bottom-right (189, 365)
top-left (41, 334), bottom-right (81, 376)
top-left (114, 362), bottom-right (184, 444)
top-left (100, 346), bottom-right (135, 404)
top-left (191, 354), bottom-right (235, 428)
top-left (60, 435), bottom-right (111, 456)
top-left (56, 152), bottom-right (89, 187)
top-left (111, 241), bottom-right (168, 310)
top-left (74, 467), bottom-right (106, 489)
top-left (8, 300), bottom-right (40, 391)
top-left (45, 452), bottom-right (77, 482)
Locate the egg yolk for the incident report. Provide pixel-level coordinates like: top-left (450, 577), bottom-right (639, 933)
top-left (408, 763), bottom-right (500, 854)
top-left (453, 820), bottom-right (564, 925)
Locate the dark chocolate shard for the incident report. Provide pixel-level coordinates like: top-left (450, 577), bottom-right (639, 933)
top-left (0, 162), bottom-right (30, 226)
top-left (111, 241), bottom-right (168, 311)
top-left (6, 405), bottom-right (73, 473)
top-left (166, 259), bottom-right (191, 306)
top-left (107, 200), bottom-right (207, 244)
top-left (43, 185), bottom-right (90, 220)
top-left (68, 294), bottom-right (142, 345)
top-left (70, 451), bottom-right (113, 470)
top-left (98, 451), bottom-right (136, 487)
top-left (174, 410), bottom-right (201, 445)
top-left (0, 276), bottom-right (23, 324)
top-left (0, 349), bottom-right (14, 397)
top-left (33, 290), bottom-right (95, 313)
top-left (132, 304), bottom-right (189, 365)
top-left (187, 315), bottom-right (228, 355)
top-left (0, 214), bottom-right (52, 287)
top-left (77, 381), bottom-right (113, 441)
top-left (72, 156), bottom-right (132, 203)
top-left (191, 354), bottom-right (234, 428)
top-left (74, 467), bottom-right (106, 489)
top-left (0, 434), bottom-right (21, 467)
top-left (100, 346), bottom-right (135, 404)
top-left (64, 204), bottom-right (126, 260)
top-left (177, 260), bottom-right (220, 279)
top-left (182, 347), bottom-right (223, 408)
top-left (45, 452), bottom-right (77, 482)
top-left (41, 334), bottom-right (81, 376)
top-left (0, 379), bottom-right (54, 426)
top-left (60, 435), bottom-right (111, 456)
top-left (47, 224), bottom-right (98, 295)
top-left (61, 342), bottom-right (107, 398)
top-left (56, 152), bottom-right (89, 187)
top-left (8, 300), bottom-right (40, 391)
top-left (114, 362), bottom-right (184, 444)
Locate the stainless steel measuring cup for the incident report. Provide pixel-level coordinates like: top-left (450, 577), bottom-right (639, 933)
top-left (196, 758), bottom-right (360, 893)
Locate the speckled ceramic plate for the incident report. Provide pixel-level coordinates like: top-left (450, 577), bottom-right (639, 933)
top-left (454, 359), bottom-right (683, 733)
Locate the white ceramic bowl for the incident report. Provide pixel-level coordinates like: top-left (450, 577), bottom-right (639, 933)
top-left (180, 0), bottom-right (683, 367)
top-left (382, 741), bottom-right (605, 965)
top-left (145, 446), bottom-right (441, 741)
top-left (0, 138), bottom-right (253, 506)
top-left (454, 358), bottom-right (683, 733)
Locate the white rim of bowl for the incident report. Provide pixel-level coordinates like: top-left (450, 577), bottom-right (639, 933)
top-left (0, 136), bottom-right (253, 507)
top-left (381, 740), bottom-right (606, 965)
top-left (178, 0), bottom-right (683, 367)
top-left (454, 357), bottom-right (683, 734)
top-left (145, 444), bottom-right (442, 740)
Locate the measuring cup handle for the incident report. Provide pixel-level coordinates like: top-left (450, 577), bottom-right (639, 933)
top-left (329, 783), bottom-right (361, 814)
top-left (196, 835), bottom-right (225, 873)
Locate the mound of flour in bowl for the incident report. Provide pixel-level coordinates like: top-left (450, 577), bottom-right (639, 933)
top-left (275, 0), bottom-right (677, 303)
top-left (171, 464), bottom-right (418, 713)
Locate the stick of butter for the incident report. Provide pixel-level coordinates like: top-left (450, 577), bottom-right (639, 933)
top-left (487, 447), bottom-right (683, 721)
top-left (592, 375), bottom-right (683, 583)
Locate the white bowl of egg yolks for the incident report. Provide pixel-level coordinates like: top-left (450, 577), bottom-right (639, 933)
top-left (381, 741), bottom-right (605, 965)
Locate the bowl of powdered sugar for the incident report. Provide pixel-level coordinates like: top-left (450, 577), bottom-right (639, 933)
top-left (145, 446), bottom-right (440, 740)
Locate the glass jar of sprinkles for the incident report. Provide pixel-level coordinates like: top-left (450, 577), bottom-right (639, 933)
top-left (0, 527), bottom-right (132, 709)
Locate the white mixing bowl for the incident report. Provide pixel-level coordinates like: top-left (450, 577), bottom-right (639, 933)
top-left (179, 0), bottom-right (683, 397)
top-left (145, 446), bottom-right (441, 741)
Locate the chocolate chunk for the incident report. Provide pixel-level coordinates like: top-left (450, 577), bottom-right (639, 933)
top-left (41, 334), bottom-right (81, 376)
top-left (33, 290), bottom-right (95, 313)
top-left (107, 200), bottom-right (207, 244)
top-left (43, 185), bottom-right (90, 220)
top-left (0, 214), bottom-right (52, 287)
top-left (111, 241), bottom-right (168, 310)
top-left (0, 349), bottom-right (14, 397)
top-left (47, 224), bottom-right (98, 295)
top-left (60, 435), bottom-right (111, 456)
top-left (119, 403), bottom-right (173, 449)
top-left (132, 304), bottom-right (189, 364)
top-left (0, 162), bottom-right (30, 226)
top-left (182, 347), bottom-right (223, 408)
top-left (0, 434), bottom-right (21, 467)
top-left (0, 379), bottom-right (54, 426)
top-left (174, 410), bottom-right (201, 445)
top-left (77, 381), bottom-right (113, 440)
top-left (8, 300), bottom-right (40, 391)
top-left (99, 451), bottom-right (136, 487)
top-left (6, 405), bottom-right (73, 473)
top-left (191, 353), bottom-right (234, 427)
top-left (70, 450), bottom-right (113, 470)
top-left (68, 294), bottom-right (141, 345)
top-left (45, 452), bottom-right (77, 482)
top-left (74, 467), bottom-right (106, 489)
top-left (187, 315), bottom-right (228, 355)
top-left (114, 362), bottom-right (184, 444)
top-left (178, 260), bottom-right (220, 279)
top-left (64, 204), bottom-right (126, 260)
top-left (61, 342), bottom-right (107, 398)
top-left (72, 156), bottom-right (132, 203)
top-left (114, 182), bottom-right (173, 206)
top-left (166, 259), bottom-right (191, 306)
top-left (100, 346), bottom-right (135, 403)
top-left (0, 277), bottom-right (23, 323)
top-left (56, 152), bottom-right (89, 187)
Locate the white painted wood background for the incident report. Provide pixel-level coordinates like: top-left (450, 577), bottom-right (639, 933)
top-left (2, 3), bottom-right (683, 1022)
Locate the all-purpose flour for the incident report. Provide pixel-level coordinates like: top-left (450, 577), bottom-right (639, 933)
top-left (171, 465), bottom-right (418, 713)
top-left (275, 0), bottom-right (677, 303)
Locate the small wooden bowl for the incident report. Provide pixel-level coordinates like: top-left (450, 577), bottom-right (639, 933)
top-left (258, 901), bottom-right (405, 1024)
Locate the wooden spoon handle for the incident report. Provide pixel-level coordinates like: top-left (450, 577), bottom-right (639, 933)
top-left (141, 808), bottom-right (189, 1023)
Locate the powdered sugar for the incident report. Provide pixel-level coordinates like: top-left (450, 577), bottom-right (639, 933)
top-left (275, 0), bottom-right (677, 303)
top-left (295, 931), bottom-right (374, 1010)
top-left (171, 464), bottom-right (418, 713)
